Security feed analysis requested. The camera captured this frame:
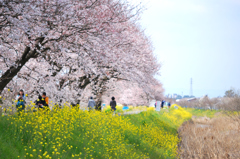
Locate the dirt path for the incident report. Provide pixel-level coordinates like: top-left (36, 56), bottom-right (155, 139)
top-left (117, 110), bottom-right (144, 116)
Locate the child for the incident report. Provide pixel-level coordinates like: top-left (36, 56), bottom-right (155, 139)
top-left (16, 89), bottom-right (26, 112)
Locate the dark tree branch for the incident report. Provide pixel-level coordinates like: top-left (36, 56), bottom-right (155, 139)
top-left (0, 37), bottom-right (45, 94)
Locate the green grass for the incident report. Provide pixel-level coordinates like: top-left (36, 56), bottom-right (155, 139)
top-left (184, 108), bottom-right (221, 118)
top-left (125, 111), bottom-right (178, 135)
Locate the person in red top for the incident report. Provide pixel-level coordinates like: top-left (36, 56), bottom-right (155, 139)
top-left (42, 92), bottom-right (49, 107)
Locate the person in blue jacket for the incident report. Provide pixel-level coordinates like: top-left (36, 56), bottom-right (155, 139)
top-left (16, 89), bottom-right (26, 112)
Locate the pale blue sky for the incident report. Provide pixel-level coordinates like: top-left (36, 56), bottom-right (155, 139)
top-left (133, 0), bottom-right (240, 97)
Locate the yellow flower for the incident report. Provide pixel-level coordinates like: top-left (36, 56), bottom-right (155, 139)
top-left (43, 152), bottom-right (48, 156)
top-left (26, 94), bottom-right (28, 97)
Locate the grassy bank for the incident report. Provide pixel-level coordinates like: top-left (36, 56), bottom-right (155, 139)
top-left (178, 111), bottom-right (240, 158)
top-left (178, 106), bottom-right (240, 158)
top-left (0, 105), bottom-right (191, 159)
top-left (184, 108), bottom-right (221, 118)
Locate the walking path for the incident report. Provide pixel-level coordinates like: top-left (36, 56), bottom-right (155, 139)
top-left (119, 110), bottom-right (144, 116)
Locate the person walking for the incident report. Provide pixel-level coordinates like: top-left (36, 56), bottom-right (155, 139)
top-left (42, 92), bottom-right (49, 107)
top-left (110, 97), bottom-right (117, 112)
top-left (161, 100), bottom-right (165, 108)
top-left (88, 97), bottom-right (96, 111)
top-left (16, 89), bottom-right (26, 113)
top-left (168, 102), bottom-right (171, 109)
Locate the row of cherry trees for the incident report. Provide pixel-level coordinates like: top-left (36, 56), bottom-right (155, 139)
top-left (0, 0), bottom-right (163, 106)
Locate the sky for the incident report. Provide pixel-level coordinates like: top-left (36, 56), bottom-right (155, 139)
top-left (132, 0), bottom-right (240, 98)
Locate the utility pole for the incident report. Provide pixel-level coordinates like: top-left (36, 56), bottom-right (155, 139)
top-left (190, 78), bottom-right (193, 97)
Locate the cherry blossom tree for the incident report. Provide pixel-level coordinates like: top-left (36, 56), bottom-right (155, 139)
top-left (0, 0), bottom-right (162, 105)
top-left (100, 80), bottom-right (164, 106)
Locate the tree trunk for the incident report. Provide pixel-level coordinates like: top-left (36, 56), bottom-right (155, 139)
top-left (92, 79), bottom-right (109, 111)
top-left (95, 93), bottom-right (103, 111)
top-left (0, 37), bottom-right (45, 94)
top-left (0, 47), bottom-right (34, 94)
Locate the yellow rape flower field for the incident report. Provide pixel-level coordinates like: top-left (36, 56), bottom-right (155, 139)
top-left (0, 104), bottom-right (192, 159)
